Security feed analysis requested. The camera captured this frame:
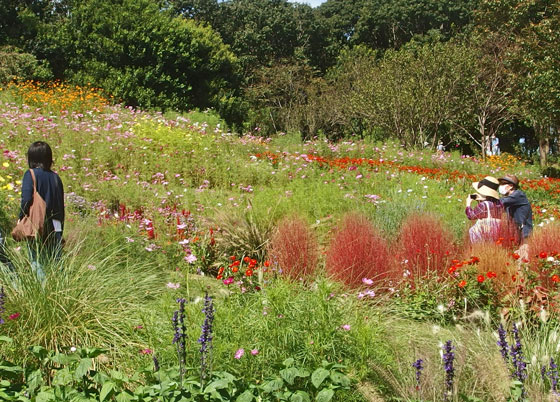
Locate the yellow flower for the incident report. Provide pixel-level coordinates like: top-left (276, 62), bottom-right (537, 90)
top-left (0, 176), bottom-right (5, 182)
top-left (2, 162), bottom-right (9, 168)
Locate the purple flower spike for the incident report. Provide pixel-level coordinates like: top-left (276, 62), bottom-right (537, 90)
top-left (442, 341), bottom-right (455, 401)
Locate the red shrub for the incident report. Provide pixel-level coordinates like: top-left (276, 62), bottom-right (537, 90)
top-left (528, 223), bottom-right (560, 260)
top-left (325, 213), bottom-right (393, 287)
top-left (268, 215), bottom-right (319, 281)
top-left (395, 213), bottom-right (456, 278)
top-left (495, 216), bottom-right (522, 249)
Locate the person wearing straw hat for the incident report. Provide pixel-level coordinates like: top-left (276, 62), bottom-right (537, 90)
top-left (465, 176), bottom-right (504, 243)
top-left (498, 174), bottom-right (533, 241)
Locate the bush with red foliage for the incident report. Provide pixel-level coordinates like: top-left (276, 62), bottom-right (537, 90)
top-left (395, 213), bottom-right (455, 277)
top-left (494, 215), bottom-right (522, 249)
top-left (528, 223), bottom-right (560, 260)
top-left (268, 215), bottom-right (319, 281)
top-left (325, 213), bottom-right (393, 287)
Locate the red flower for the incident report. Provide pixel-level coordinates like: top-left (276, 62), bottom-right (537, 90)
top-left (245, 269), bottom-right (253, 277)
top-left (229, 255), bottom-right (237, 261)
top-left (486, 271), bottom-right (497, 278)
top-left (552, 275), bottom-right (560, 283)
top-left (512, 253), bottom-right (520, 260)
top-left (458, 280), bottom-right (467, 288)
top-left (232, 267), bottom-right (239, 273)
top-left (263, 260), bottom-right (271, 267)
top-left (470, 256), bottom-right (480, 264)
top-left (477, 275), bottom-right (485, 283)
top-left (448, 265), bottom-right (457, 274)
top-left (243, 256), bottom-right (250, 263)
top-left (539, 251), bottom-right (548, 259)
top-left (8, 313), bottom-right (20, 320)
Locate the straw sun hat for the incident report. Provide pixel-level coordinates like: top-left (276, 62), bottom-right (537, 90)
top-left (472, 176), bottom-right (500, 199)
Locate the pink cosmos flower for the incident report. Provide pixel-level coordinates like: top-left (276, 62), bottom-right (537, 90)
top-left (140, 348), bottom-right (153, 355)
top-left (223, 277), bottom-right (234, 285)
top-left (234, 348), bottom-right (245, 359)
top-left (341, 324), bottom-right (351, 331)
top-left (9, 313), bottom-right (20, 320)
top-left (362, 278), bottom-right (373, 286)
top-left (251, 349), bottom-right (259, 355)
top-left (166, 282), bottom-right (180, 289)
top-left (184, 254), bottom-right (197, 264)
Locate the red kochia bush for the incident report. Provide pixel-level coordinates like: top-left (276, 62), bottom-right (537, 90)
top-left (325, 213), bottom-right (393, 287)
top-left (396, 213), bottom-right (455, 277)
top-left (268, 215), bottom-right (319, 281)
top-left (528, 223), bottom-right (560, 260)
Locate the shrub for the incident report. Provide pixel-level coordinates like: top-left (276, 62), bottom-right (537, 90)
top-left (325, 213), bottom-right (393, 287)
top-left (267, 215), bottom-right (319, 281)
top-left (0, 238), bottom-right (165, 363)
top-left (528, 224), bottom-right (560, 260)
top-left (395, 212), bottom-right (455, 278)
top-left (465, 242), bottom-right (517, 297)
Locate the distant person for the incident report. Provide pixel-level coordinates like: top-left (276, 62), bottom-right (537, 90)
top-left (436, 141), bottom-right (445, 154)
top-left (491, 135), bottom-right (500, 156)
top-left (498, 174), bottom-right (533, 242)
top-left (466, 176), bottom-right (503, 243)
top-left (18, 141), bottom-right (64, 281)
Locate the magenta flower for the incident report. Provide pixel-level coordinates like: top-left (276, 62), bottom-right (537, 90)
top-left (223, 277), bottom-right (234, 285)
top-left (341, 324), bottom-right (351, 331)
top-left (140, 348), bottom-right (153, 355)
top-left (251, 349), bottom-right (259, 355)
top-left (8, 313), bottom-right (20, 320)
top-left (234, 348), bottom-right (245, 359)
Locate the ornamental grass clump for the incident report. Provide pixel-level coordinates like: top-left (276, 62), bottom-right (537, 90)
top-left (395, 212), bottom-right (455, 279)
top-left (464, 242), bottom-right (517, 296)
top-left (267, 214), bottom-right (319, 281)
top-left (528, 223), bottom-right (560, 264)
top-left (325, 213), bottom-right (393, 287)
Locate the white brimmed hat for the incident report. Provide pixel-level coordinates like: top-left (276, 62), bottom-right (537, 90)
top-left (472, 176), bottom-right (500, 199)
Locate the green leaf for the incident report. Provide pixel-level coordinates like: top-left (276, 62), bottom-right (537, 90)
top-left (329, 372), bottom-right (350, 387)
top-left (311, 368), bottom-right (329, 389)
top-left (280, 367), bottom-right (300, 385)
top-left (74, 358), bottom-right (92, 380)
top-left (262, 378), bottom-right (284, 393)
top-left (0, 336), bottom-right (13, 344)
top-left (290, 391), bottom-right (310, 402)
top-left (100, 381), bottom-right (116, 401)
top-left (26, 369), bottom-right (43, 394)
top-left (116, 391), bottom-right (133, 402)
top-left (29, 346), bottom-right (48, 361)
top-left (83, 348), bottom-right (108, 359)
top-left (236, 389), bottom-right (254, 402)
top-left (315, 388), bottom-right (334, 402)
top-left (51, 353), bottom-right (78, 365)
top-left (53, 367), bottom-right (73, 386)
top-left (283, 358), bottom-right (295, 367)
top-left (36, 390), bottom-right (56, 402)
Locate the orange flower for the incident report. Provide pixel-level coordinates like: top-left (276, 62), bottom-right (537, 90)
top-left (477, 275), bottom-right (485, 283)
top-left (245, 269), bottom-right (253, 277)
top-left (552, 275), bottom-right (560, 283)
top-left (232, 267), bottom-right (239, 273)
top-left (458, 280), bottom-right (467, 288)
top-left (264, 260), bottom-right (271, 267)
top-left (244, 256), bottom-right (250, 263)
top-left (448, 265), bottom-right (457, 274)
top-left (512, 253), bottom-right (520, 260)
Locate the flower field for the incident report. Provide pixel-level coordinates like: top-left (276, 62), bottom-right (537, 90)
top-left (2, 83), bottom-right (560, 401)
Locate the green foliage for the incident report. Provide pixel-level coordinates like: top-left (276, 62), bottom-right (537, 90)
top-left (0, 46), bottom-right (52, 82)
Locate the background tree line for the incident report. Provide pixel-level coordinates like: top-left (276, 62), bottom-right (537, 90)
top-left (1, 0), bottom-right (559, 166)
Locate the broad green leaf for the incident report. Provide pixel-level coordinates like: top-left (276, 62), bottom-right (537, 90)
top-left (236, 389), bottom-right (254, 402)
top-left (262, 378), bottom-right (284, 393)
top-left (283, 358), bottom-right (295, 367)
top-left (53, 367), bottom-right (73, 386)
top-left (100, 381), bottom-right (115, 401)
top-left (29, 346), bottom-right (48, 360)
top-left (51, 353), bottom-right (78, 365)
top-left (315, 388), bottom-right (334, 402)
top-left (0, 336), bottom-right (13, 343)
top-left (329, 372), bottom-right (350, 387)
top-left (36, 390), bottom-right (56, 402)
top-left (74, 358), bottom-right (93, 380)
top-left (290, 391), bottom-right (310, 402)
top-left (280, 367), bottom-right (299, 385)
top-left (311, 368), bottom-right (329, 389)
top-left (83, 347), bottom-right (108, 358)
top-left (27, 369), bottom-right (43, 394)
top-left (116, 391), bottom-right (133, 402)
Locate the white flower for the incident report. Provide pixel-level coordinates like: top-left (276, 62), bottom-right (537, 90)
top-left (185, 254), bottom-right (197, 264)
top-left (70, 347), bottom-right (77, 352)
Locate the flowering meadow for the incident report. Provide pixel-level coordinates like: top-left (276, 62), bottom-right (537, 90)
top-left (2, 83), bottom-right (560, 401)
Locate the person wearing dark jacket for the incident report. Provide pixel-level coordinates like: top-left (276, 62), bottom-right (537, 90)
top-left (19, 141), bottom-right (64, 280)
top-left (498, 174), bottom-right (533, 241)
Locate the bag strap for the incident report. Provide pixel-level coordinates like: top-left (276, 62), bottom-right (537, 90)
top-left (486, 201), bottom-right (491, 219)
top-left (29, 168), bottom-right (37, 193)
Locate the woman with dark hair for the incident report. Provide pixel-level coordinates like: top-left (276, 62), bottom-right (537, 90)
top-left (19, 141), bottom-right (64, 280)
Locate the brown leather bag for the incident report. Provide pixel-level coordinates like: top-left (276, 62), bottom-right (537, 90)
top-left (12, 169), bottom-right (47, 241)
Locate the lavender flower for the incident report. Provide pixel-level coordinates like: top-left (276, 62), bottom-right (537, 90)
top-left (497, 323), bottom-right (509, 364)
top-left (549, 357), bottom-right (559, 395)
top-left (172, 297), bottom-right (187, 381)
top-left (442, 340), bottom-right (455, 401)
top-left (412, 358), bottom-right (423, 390)
top-left (510, 324), bottom-right (527, 384)
top-left (198, 292), bottom-right (214, 384)
top-left (0, 286), bottom-right (5, 325)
